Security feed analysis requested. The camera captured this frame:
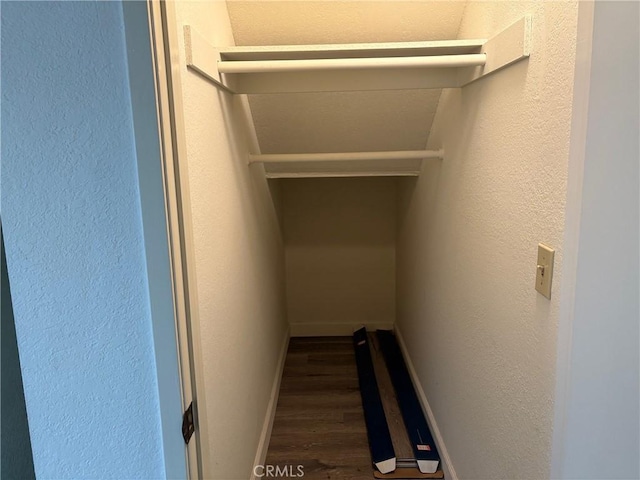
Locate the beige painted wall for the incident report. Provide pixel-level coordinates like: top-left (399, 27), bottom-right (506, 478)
top-left (169, 3), bottom-right (288, 478)
top-left (396, 2), bottom-right (579, 479)
top-left (283, 178), bottom-right (396, 336)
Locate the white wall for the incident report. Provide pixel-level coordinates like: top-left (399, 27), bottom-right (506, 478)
top-left (169, 3), bottom-right (288, 478)
top-left (396, 3), bottom-right (579, 479)
top-left (553, 2), bottom-right (639, 478)
top-left (283, 177), bottom-right (396, 336)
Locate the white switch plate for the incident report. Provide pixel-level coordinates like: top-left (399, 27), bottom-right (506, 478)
top-left (535, 243), bottom-right (555, 299)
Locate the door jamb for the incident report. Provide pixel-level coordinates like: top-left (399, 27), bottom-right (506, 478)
top-left (142, 1), bottom-right (211, 478)
top-left (550, 1), bottom-right (595, 476)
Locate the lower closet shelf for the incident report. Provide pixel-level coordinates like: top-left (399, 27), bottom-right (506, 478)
top-left (262, 158), bottom-right (424, 179)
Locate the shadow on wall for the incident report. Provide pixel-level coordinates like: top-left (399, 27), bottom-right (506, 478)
top-left (395, 160), bottom-right (443, 237)
top-left (267, 178), bottom-right (285, 236)
top-left (1, 222), bottom-right (36, 479)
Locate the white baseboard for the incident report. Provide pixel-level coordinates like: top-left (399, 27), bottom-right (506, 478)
top-left (394, 325), bottom-right (458, 480)
top-left (250, 327), bottom-right (290, 480)
top-left (290, 322), bottom-right (394, 337)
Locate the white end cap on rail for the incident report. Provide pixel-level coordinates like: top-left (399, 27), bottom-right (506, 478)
top-left (458, 15), bottom-right (532, 86)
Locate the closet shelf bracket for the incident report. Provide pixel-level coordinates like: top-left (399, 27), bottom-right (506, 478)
top-left (183, 15), bottom-right (531, 94)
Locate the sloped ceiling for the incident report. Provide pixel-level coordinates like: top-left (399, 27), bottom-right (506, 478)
top-left (226, 1), bottom-right (467, 154)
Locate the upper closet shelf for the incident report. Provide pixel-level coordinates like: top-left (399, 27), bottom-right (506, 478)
top-left (184, 16), bottom-right (531, 94)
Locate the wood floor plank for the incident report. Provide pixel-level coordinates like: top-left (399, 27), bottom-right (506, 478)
top-left (287, 340), bottom-right (353, 354)
top-left (290, 336), bottom-right (353, 344)
top-left (368, 332), bottom-right (414, 459)
top-left (268, 431), bottom-right (370, 451)
top-left (269, 416), bottom-right (367, 435)
top-left (275, 392), bottom-right (363, 410)
top-left (307, 353), bottom-right (356, 365)
top-left (279, 375), bottom-right (360, 394)
top-left (274, 409), bottom-right (362, 422)
top-left (265, 337), bottom-right (375, 479)
top-left (282, 363), bottom-right (358, 377)
top-left (264, 456), bottom-right (374, 480)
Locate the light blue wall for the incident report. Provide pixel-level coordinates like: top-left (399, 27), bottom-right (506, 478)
top-left (1, 225), bottom-right (36, 480)
top-left (1, 2), bottom-right (165, 478)
top-left (559, 2), bottom-right (639, 478)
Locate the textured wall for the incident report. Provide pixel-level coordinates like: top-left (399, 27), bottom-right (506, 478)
top-left (282, 178), bottom-right (396, 335)
top-left (169, 2), bottom-right (288, 478)
top-left (1, 228), bottom-right (36, 480)
top-left (396, 2), bottom-right (579, 479)
top-left (556, 3), bottom-right (639, 478)
top-left (1, 2), bottom-right (164, 478)
top-left (227, 1), bottom-right (466, 45)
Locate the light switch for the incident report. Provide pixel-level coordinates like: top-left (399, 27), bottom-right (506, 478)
top-left (535, 243), bottom-right (555, 299)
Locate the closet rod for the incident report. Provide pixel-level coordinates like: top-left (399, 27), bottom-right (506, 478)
top-left (218, 54), bottom-right (486, 74)
top-left (248, 150), bottom-right (444, 164)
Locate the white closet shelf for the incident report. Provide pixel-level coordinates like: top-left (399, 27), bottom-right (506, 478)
top-left (262, 159), bottom-right (422, 179)
top-left (184, 15), bottom-right (531, 93)
top-left (183, 16), bottom-right (531, 178)
top-left (251, 150), bottom-right (443, 179)
top-left (218, 40), bottom-right (487, 61)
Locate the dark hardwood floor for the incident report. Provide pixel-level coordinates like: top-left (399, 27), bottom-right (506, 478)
top-left (265, 337), bottom-right (374, 479)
